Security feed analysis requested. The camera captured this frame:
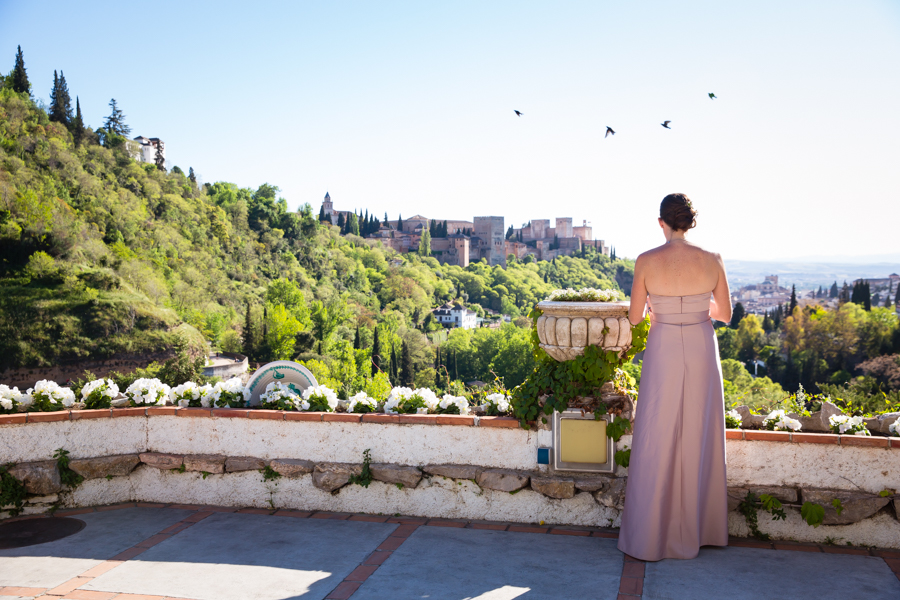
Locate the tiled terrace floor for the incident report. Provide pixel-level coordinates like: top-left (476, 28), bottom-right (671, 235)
top-left (1, 505), bottom-right (898, 600)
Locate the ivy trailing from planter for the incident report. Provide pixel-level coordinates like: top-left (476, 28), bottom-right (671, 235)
top-left (0, 464), bottom-right (27, 516)
top-left (510, 306), bottom-right (650, 428)
top-left (54, 448), bottom-right (84, 490)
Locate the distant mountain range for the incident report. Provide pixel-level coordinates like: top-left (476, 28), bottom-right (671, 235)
top-left (725, 257), bottom-right (900, 290)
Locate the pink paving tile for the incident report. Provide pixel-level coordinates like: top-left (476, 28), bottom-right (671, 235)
top-left (325, 581), bottom-right (362, 600)
top-left (348, 514), bottom-right (390, 522)
top-left (618, 576), bottom-right (643, 595)
top-left (426, 519), bottom-right (466, 528)
top-left (45, 577), bottom-right (91, 596)
top-left (470, 523), bottom-right (508, 530)
top-left (390, 524), bottom-right (420, 538)
top-left (550, 528), bottom-right (591, 536)
top-left (773, 542), bottom-right (822, 552)
top-left (182, 511), bottom-right (214, 522)
top-left (821, 546), bottom-right (871, 555)
top-left (135, 533), bottom-right (172, 548)
top-left (362, 550), bottom-right (393, 566)
top-left (62, 590), bottom-right (119, 599)
top-left (78, 560), bottom-right (123, 578)
top-left (592, 531), bottom-right (619, 539)
top-left (0, 588), bottom-right (47, 597)
top-left (310, 512), bottom-right (351, 520)
top-left (376, 536), bottom-right (407, 551)
top-left (622, 561), bottom-right (645, 577)
top-left (507, 525), bottom-right (549, 534)
top-left (110, 547), bottom-right (146, 561)
top-left (274, 510), bottom-right (312, 518)
top-left (345, 564), bottom-right (378, 582)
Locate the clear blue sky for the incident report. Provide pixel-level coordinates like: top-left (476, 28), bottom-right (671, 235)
top-left (2, 1), bottom-right (898, 261)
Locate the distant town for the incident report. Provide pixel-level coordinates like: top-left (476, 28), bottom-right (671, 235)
top-left (733, 274), bottom-right (900, 315)
top-left (319, 192), bottom-right (611, 269)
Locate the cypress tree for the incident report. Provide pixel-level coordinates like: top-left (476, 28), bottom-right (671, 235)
top-left (354, 325), bottom-right (361, 350)
top-left (188, 167), bottom-right (197, 185)
top-left (830, 281), bottom-right (839, 298)
top-left (154, 140), bottom-right (165, 171)
top-left (49, 70), bottom-right (69, 124)
top-left (72, 97), bottom-right (85, 147)
top-left (348, 212), bottom-right (359, 236)
top-left (895, 284), bottom-right (900, 308)
top-left (103, 99), bottom-right (131, 136)
top-left (337, 212), bottom-right (345, 231)
top-left (372, 326), bottom-right (382, 372)
top-left (789, 285), bottom-right (798, 314)
top-left (319, 205), bottom-right (327, 222)
top-left (11, 45), bottom-right (30, 94)
top-left (400, 340), bottom-right (414, 387)
top-left (730, 302), bottom-right (746, 329)
top-left (397, 214), bottom-right (404, 232)
top-left (418, 230), bottom-right (431, 256)
top-left (442, 221), bottom-right (448, 237)
top-left (243, 301), bottom-right (254, 359)
top-left (390, 345), bottom-right (399, 384)
top-left (863, 281), bottom-right (871, 311)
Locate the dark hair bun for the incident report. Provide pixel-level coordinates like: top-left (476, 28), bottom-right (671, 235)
top-left (660, 193), bottom-right (698, 231)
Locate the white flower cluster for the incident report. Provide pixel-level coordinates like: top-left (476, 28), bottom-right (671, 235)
top-left (384, 387), bottom-right (413, 414)
top-left (260, 381), bottom-right (308, 411)
top-left (171, 382), bottom-right (217, 408)
top-left (348, 392), bottom-right (377, 413)
top-left (725, 409), bottom-right (743, 428)
top-left (763, 409), bottom-right (802, 432)
top-left (126, 378), bottom-right (171, 406)
top-left (0, 384), bottom-right (24, 411)
top-left (214, 377), bottom-right (250, 407)
top-left (485, 393), bottom-right (510, 414)
top-left (439, 394), bottom-right (470, 415)
top-left (890, 419), bottom-right (900, 437)
top-left (546, 288), bottom-right (621, 302)
top-left (302, 385), bottom-right (339, 411)
top-left (28, 379), bottom-right (76, 409)
top-left (383, 387), bottom-right (438, 414)
top-left (81, 379), bottom-right (119, 401)
top-left (829, 414), bottom-right (870, 436)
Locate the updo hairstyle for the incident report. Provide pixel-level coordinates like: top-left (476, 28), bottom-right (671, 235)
top-left (659, 193), bottom-right (698, 232)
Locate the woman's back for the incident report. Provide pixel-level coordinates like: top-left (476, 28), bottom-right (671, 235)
top-left (640, 241), bottom-right (720, 297)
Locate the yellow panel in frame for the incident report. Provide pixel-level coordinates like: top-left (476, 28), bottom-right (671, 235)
top-left (559, 418), bottom-right (608, 464)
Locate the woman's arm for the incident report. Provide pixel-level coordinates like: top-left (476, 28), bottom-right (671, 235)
top-left (629, 254), bottom-right (648, 325)
top-left (709, 253), bottom-right (732, 323)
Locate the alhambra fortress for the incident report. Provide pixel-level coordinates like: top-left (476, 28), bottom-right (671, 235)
top-left (321, 192), bottom-right (611, 268)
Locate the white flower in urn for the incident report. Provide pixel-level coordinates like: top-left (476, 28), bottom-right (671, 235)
top-left (829, 414), bottom-right (870, 436)
top-left (762, 409), bottom-right (801, 432)
top-left (260, 381), bottom-right (304, 411)
top-left (546, 287), bottom-right (621, 302)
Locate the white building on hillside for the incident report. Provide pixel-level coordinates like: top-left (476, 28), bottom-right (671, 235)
top-left (432, 302), bottom-right (478, 330)
top-left (133, 136), bottom-right (165, 164)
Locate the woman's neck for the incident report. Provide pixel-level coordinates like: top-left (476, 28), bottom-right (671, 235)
top-left (665, 232), bottom-right (688, 243)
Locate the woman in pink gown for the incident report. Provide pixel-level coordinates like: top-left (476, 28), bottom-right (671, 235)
top-left (617, 193), bottom-right (733, 561)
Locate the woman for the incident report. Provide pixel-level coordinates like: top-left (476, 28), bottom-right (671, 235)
top-left (617, 193), bottom-right (732, 561)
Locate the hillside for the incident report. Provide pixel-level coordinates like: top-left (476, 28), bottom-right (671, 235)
top-left (0, 88), bottom-right (633, 389)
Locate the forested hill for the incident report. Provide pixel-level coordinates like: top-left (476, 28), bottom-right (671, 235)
top-left (0, 87), bottom-right (633, 378)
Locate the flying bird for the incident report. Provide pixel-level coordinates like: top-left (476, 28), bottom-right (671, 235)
top-left (605, 126), bottom-right (615, 138)
top-left (708, 93), bottom-right (717, 99)
top-left (661, 120), bottom-right (671, 129)
top-left (514, 110), bottom-right (523, 117)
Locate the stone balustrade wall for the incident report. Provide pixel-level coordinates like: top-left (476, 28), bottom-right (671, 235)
top-left (1, 408), bottom-right (898, 548)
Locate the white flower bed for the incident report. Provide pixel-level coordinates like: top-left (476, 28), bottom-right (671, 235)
top-left (725, 409), bottom-right (742, 429)
top-left (126, 378), bottom-right (171, 407)
top-left (0, 384), bottom-right (24, 413)
top-left (829, 414), bottom-right (870, 436)
top-left (348, 392), bottom-right (377, 414)
top-left (545, 287), bottom-right (621, 302)
top-left (437, 394), bottom-right (470, 415)
top-left (81, 379), bottom-right (119, 409)
top-left (762, 409), bottom-right (802, 432)
top-left (26, 379), bottom-right (76, 411)
top-left (214, 377), bottom-right (249, 408)
top-left (302, 385), bottom-right (338, 412)
top-left (260, 381), bottom-right (308, 411)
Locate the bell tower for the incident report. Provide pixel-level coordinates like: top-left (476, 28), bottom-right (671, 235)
top-left (322, 192), bottom-right (334, 224)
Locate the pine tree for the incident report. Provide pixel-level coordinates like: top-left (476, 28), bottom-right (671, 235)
top-left (830, 281), bottom-right (839, 299)
top-left (372, 327), bottom-right (382, 372)
top-left (397, 214), bottom-right (404, 232)
top-left (789, 285), bottom-right (798, 314)
top-left (400, 340), bottom-right (414, 387)
top-left (103, 99), bottom-right (131, 136)
top-left (188, 167), bottom-right (197, 186)
top-left (72, 97), bottom-right (85, 147)
top-left (11, 46), bottom-right (30, 94)
top-left (730, 302), bottom-right (746, 329)
top-left (154, 140), bottom-right (165, 171)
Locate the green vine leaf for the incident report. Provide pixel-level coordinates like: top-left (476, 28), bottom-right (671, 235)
top-left (53, 448), bottom-right (84, 490)
top-left (878, 490), bottom-right (891, 498)
top-left (607, 416), bottom-right (632, 442)
top-left (614, 448), bottom-right (631, 469)
top-left (758, 494), bottom-right (786, 521)
top-left (801, 502), bottom-right (825, 527)
top-left (349, 449), bottom-right (374, 488)
top-left (738, 491), bottom-right (769, 540)
top-left (0, 464), bottom-right (27, 517)
top-left (831, 498), bottom-right (844, 516)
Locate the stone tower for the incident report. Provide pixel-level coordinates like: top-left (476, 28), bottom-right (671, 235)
top-left (322, 192), bottom-right (335, 224)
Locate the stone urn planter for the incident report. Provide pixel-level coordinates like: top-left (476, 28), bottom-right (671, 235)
top-left (536, 300), bottom-right (633, 362)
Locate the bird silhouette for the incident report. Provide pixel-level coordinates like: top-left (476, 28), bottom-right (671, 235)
top-left (514, 110), bottom-right (523, 117)
top-left (708, 93), bottom-right (717, 99)
top-left (605, 126), bottom-right (615, 138)
top-left (661, 121), bottom-right (671, 129)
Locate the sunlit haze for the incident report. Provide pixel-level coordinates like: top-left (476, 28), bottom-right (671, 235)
top-left (2, 0), bottom-right (898, 261)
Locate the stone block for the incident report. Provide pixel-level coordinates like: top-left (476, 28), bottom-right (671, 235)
top-left (313, 463), bottom-right (362, 492)
top-left (728, 486), bottom-right (750, 512)
top-left (603, 317), bottom-right (619, 347)
top-left (801, 488), bottom-right (890, 525)
top-left (139, 452), bottom-right (184, 470)
top-left (226, 456), bottom-right (266, 473)
top-left (570, 318), bottom-right (587, 347)
top-left (476, 469), bottom-right (529, 493)
top-left (370, 464), bottom-right (422, 488)
top-left (423, 464), bottom-right (482, 480)
top-left (793, 400), bottom-right (843, 433)
top-left (555, 317), bottom-right (571, 347)
top-left (573, 475), bottom-right (611, 493)
top-left (544, 316), bottom-right (557, 345)
top-left (749, 486), bottom-right (798, 504)
top-left (8, 460), bottom-right (61, 495)
top-left (617, 317), bottom-right (632, 346)
top-left (594, 477), bottom-right (626, 510)
top-left (588, 318), bottom-right (606, 346)
top-left (531, 476), bottom-right (575, 499)
top-left (269, 458), bottom-right (315, 478)
top-left (867, 412), bottom-right (900, 435)
top-left (26, 494), bottom-right (59, 504)
top-left (69, 454), bottom-right (140, 480)
top-left (734, 405), bottom-right (766, 428)
top-left (183, 454), bottom-right (226, 474)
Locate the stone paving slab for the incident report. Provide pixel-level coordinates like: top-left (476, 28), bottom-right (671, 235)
top-left (0, 508), bottom-right (193, 588)
top-left (351, 525), bottom-right (624, 600)
top-left (643, 545), bottom-right (900, 600)
top-left (83, 512), bottom-right (399, 600)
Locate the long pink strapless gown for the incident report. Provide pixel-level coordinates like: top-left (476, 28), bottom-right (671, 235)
top-left (617, 293), bottom-right (728, 561)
